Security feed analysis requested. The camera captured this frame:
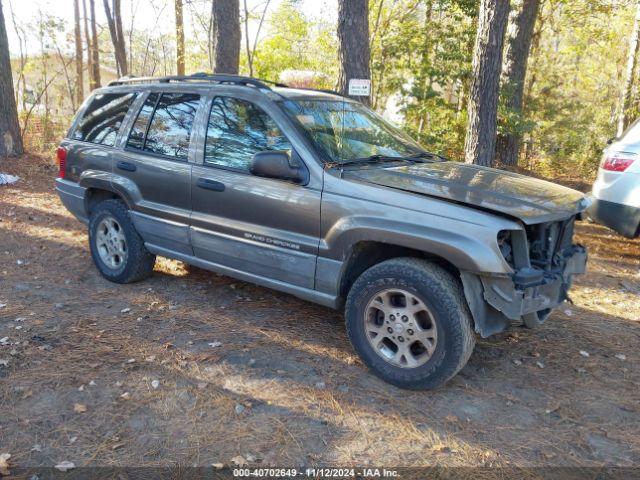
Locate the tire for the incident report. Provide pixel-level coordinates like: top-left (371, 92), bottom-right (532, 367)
top-left (345, 258), bottom-right (475, 390)
top-left (88, 199), bottom-right (156, 284)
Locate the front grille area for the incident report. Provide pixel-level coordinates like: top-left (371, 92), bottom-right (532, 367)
top-left (525, 217), bottom-right (576, 272)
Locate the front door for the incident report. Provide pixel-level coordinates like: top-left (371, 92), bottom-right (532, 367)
top-left (112, 91), bottom-right (202, 255)
top-left (190, 94), bottom-right (321, 289)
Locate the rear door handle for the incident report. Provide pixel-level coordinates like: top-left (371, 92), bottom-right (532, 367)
top-left (197, 178), bottom-right (225, 192)
top-left (117, 161), bottom-right (137, 172)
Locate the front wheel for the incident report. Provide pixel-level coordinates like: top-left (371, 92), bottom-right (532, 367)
top-left (345, 258), bottom-right (475, 390)
top-left (88, 199), bottom-right (156, 284)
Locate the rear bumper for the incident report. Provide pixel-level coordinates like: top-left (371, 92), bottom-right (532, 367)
top-left (55, 178), bottom-right (88, 224)
top-left (587, 197), bottom-right (640, 238)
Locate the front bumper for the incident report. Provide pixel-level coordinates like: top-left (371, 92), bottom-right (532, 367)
top-left (481, 245), bottom-right (587, 321)
top-left (461, 245), bottom-right (587, 337)
top-left (55, 178), bottom-right (89, 223)
top-left (587, 197), bottom-right (640, 238)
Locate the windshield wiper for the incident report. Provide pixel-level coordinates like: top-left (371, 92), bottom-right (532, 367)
top-left (338, 154), bottom-right (407, 167)
top-left (403, 151), bottom-right (448, 162)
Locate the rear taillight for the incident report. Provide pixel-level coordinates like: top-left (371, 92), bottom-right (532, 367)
top-left (602, 154), bottom-right (635, 172)
top-left (56, 146), bottom-right (67, 178)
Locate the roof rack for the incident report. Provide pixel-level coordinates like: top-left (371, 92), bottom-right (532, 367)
top-left (108, 72), bottom-right (288, 89)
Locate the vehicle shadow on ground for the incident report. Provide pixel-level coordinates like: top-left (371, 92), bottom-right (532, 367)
top-left (1, 172), bottom-right (639, 466)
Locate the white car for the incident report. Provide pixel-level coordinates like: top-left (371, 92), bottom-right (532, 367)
top-left (588, 122), bottom-right (640, 238)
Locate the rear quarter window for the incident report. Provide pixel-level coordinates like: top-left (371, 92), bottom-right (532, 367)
top-left (72, 92), bottom-right (138, 146)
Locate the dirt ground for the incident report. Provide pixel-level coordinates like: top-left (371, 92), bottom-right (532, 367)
top-left (1, 154), bottom-right (639, 471)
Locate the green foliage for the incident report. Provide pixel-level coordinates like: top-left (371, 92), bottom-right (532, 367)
top-left (521, 0), bottom-right (632, 178)
top-left (247, 1), bottom-right (338, 87)
top-left (369, 0), bottom-right (476, 159)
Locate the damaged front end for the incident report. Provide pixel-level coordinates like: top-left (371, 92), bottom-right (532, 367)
top-left (461, 216), bottom-right (587, 337)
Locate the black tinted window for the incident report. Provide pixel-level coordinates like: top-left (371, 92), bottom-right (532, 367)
top-left (72, 92), bottom-right (138, 146)
top-left (205, 97), bottom-right (291, 171)
top-left (144, 93), bottom-right (200, 159)
top-left (127, 92), bottom-right (159, 150)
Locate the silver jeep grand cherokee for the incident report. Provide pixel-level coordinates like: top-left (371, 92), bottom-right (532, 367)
top-left (55, 74), bottom-right (588, 389)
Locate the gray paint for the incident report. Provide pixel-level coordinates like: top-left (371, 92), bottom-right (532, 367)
top-left (55, 81), bottom-right (589, 337)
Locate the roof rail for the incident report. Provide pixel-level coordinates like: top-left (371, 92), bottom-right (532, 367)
top-left (298, 87), bottom-right (345, 97)
top-left (108, 73), bottom-right (286, 89)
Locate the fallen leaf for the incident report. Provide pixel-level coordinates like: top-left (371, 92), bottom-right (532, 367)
top-left (0, 453), bottom-right (10, 476)
top-left (212, 462), bottom-right (224, 469)
top-left (54, 461), bottom-right (75, 472)
top-left (231, 455), bottom-right (247, 467)
top-left (112, 442), bottom-right (125, 451)
top-left (151, 379), bottom-right (160, 389)
top-left (73, 403), bottom-right (87, 413)
top-left (579, 350), bottom-right (590, 357)
top-left (120, 392), bottom-right (131, 400)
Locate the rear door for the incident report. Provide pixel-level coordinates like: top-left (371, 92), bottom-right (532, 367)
top-left (112, 90), bottom-right (203, 255)
top-left (190, 93), bottom-right (321, 289)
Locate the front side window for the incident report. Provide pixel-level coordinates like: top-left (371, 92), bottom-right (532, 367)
top-left (205, 96), bottom-right (292, 171)
top-left (126, 92), bottom-right (200, 160)
top-left (279, 99), bottom-right (424, 164)
top-left (72, 92), bottom-right (138, 146)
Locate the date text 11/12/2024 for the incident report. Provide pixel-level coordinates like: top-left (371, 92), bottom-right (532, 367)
top-left (232, 468), bottom-right (400, 477)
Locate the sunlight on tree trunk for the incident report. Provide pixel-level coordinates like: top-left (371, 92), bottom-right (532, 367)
top-left (211, 0), bottom-right (240, 74)
top-left (0, 0), bottom-right (23, 157)
top-left (74, 0), bottom-right (84, 106)
top-left (617, 0), bottom-right (640, 137)
top-left (338, 0), bottom-right (371, 106)
top-left (465, 0), bottom-right (510, 167)
top-left (496, 0), bottom-right (540, 167)
top-left (104, 0), bottom-right (128, 77)
top-left (89, 0), bottom-right (101, 88)
top-left (82, 0), bottom-right (94, 91)
top-left (175, 0), bottom-right (185, 76)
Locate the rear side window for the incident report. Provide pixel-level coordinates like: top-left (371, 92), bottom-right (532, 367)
top-left (127, 92), bottom-right (200, 160)
top-left (205, 96), bottom-right (291, 171)
top-left (72, 92), bottom-right (138, 146)
top-left (127, 93), bottom-right (159, 150)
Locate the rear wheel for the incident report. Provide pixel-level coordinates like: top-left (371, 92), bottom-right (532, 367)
top-left (89, 199), bottom-right (155, 283)
top-left (345, 258), bottom-right (475, 390)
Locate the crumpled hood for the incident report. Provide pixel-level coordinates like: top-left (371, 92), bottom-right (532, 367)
top-left (344, 161), bottom-right (589, 224)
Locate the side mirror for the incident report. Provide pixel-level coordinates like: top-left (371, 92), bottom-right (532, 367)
top-left (250, 151), bottom-right (305, 183)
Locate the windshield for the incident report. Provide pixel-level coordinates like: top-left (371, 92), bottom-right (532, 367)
top-left (280, 99), bottom-right (425, 163)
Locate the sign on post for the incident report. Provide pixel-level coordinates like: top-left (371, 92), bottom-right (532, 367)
top-left (348, 79), bottom-right (371, 97)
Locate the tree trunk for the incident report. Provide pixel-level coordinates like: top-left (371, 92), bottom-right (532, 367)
top-left (104, 0), bottom-right (128, 76)
top-left (89, 0), bottom-right (102, 88)
top-left (495, 0), bottom-right (540, 166)
top-left (82, 0), bottom-right (94, 91)
top-left (617, 1), bottom-right (640, 137)
top-left (0, 0), bottom-right (23, 157)
top-left (464, 0), bottom-right (510, 167)
top-left (211, 0), bottom-right (240, 74)
top-left (337, 0), bottom-right (371, 106)
top-left (74, 0), bottom-right (84, 107)
top-left (175, 0), bottom-right (185, 75)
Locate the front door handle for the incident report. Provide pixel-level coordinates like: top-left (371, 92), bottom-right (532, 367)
top-left (117, 161), bottom-right (137, 172)
top-left (197, 178), bottom-right (225, 192)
